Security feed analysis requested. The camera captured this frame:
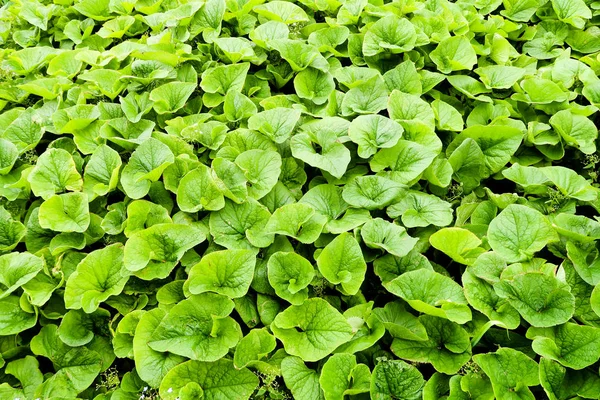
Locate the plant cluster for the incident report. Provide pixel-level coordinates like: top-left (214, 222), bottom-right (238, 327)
top-left (0, 0), bottom-right (599, 398)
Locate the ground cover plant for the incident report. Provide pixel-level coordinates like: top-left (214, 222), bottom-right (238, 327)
top-left (0, 0), bottom-right (599, 398)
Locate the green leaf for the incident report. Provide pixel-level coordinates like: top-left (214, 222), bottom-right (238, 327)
top-left (317, 232), bottom-right (367, 295)
top-left (342, 175), bottom-right (404, 210)
top-left (133, 309), bottom-right (186, 388)
top-left (124, 223), bottom-right (206, 279)
top-left (294, 68), bottom-right (335, 105)
top-left (281, 356), bottom-right (325, 400)
top-left (387, 91), bottom-right (435, 130)
top-left (341, 75), bottom-right (389, 116)
top-left (235, 149), bottom-right (282, 199)
top-left (159, 359), bottom-right (258, 400)
top-left (549, 110), bottom-right (597, 154)
top-left (430, 227), bottom-right (485, 265)
top-left (201, 62), bottom-right (250, 95)
top-left (348, 115), bottom-right (403, 159)
top-left (0, 139), bottom-right (18, 175)
top-left (362, 15), bottom-right (417, 56)
top-left (463, 270), bottom-right (521, 329)
top-left (430, 36), bottom-right (478, 74)
top-left (233, 328), bottom-right (277, 369)
top-left (30, 324), bottom-right (102, 396)
top-left (370, 140), bottom-right (438, 185)
top-left (320, 353), bottom-right (371, 399)
top-left (267, 251), bottom-right (315, 305)
top-left (290, 131), bottom-right (351, 179)
top-left (372, 301), bottom-right (428, 340)
top-left (387, 191), bottom-right (453, 227)
top-left (0, 252), bottom-right (43, 299)
top-left (38, 192), bottom-right (90, 233)
top-left (176, 164), bottom-right (225, 212)
top-left (551, 0), bottom-right (591, 28)
top-left (539, 357), bottom-right (600, 400)
top-left (527, 322), bottom-right (600, 369)
top-left (370, 359), bottom-right (425, 400)
top-left (148, 293), bottom-right (242, 361)
top-left (488, 204), bottom-right (557, 262)
top-left (186, 249), bottom-right (256, 298)
top-left (248, 107), bottom-right (302, 144)
top-left (0, 295), bottom-right (37, 335)
top-left (253, 1), bottom-right (309, 23)
top-left (475, 65), bottom-right (526, 89)
top-left (265, 203), bottom-right (327, 244)
top-left (391, 315), bottom-right (471, 374)
top-left (64, 244), bottom-right (129, 313)
top-left (28, 148), bottom-right (83, 199)
top-left (541, 166), bottom-right (598, 201)
top-left (447, 125), bottom-right (523, 177)
top-left (448, 138), bottom-right (485, 191)
top-left (150, 81), bottom-right (197, 114)
top-left (473, 348), bottom-right (539, 399)
top-left (384, 269), bottom-right (472, 324)
top-left (121, 138), bottom-right (175, 199)
top-left (271, 298), bottom-right (354, 361)
top-left (494, 273), bottom-right (575, 327)
top-left (83, 144), bottom-right (122, 198)
top-left (0, 207), bottom-right (26, 252)
top-left (361, 217), bottom-right (418, 257)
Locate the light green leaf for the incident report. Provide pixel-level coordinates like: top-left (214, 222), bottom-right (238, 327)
top-left (362, 15), bottom-right (417, 56)
top-left (133, 309), bottom-right (186, 388)
top-left (361, 218), bottom-right (418, 257)
top-left (494, 273), bottom-right (575, 327)
top-left (370, 359), bottom-right (425, 400)
top-left (120, 138), bottom-right (175, 199)
top-left (317, 232), bottom-right (367, 295)
top-left (38, 192), bottom-right (90, 233)
top-left (271, 298), bottom-right (354, 361)
top-left (83, 144), bottom-right (122, 198)
top-left (281, 356), bottom-right (325, 400)
top-left (233, 328), bottom-right (277, 369)
top-left (0, 207), bottom-right (26, 252)
top-left (0, 252), bottom-right (42, 300)
top-left (430, 227), bottom-right (485, 265)
top-left (320, 353), bottom-right (371, 399)
top-left (473, 348), bottom-right (539, 400)
top-left (64, 244), bottom-right (129, 313)
top-left (391, 315), bottom-right (471, 374)
top-left (186, 249), bottom-right (256, 298)
top-left (384, 269), bottom-right (472, 324)
top-left (488, 204), bottom-right (557, 262)
top-left (28, 148), bottom-right (83, 199)
top-left (387, 191), bottom-right (453, 227)
top-left (265, 203), bottom-right (327, 244)
top-left (348, 115), bottom-right (403, 159)
top-left (342, 175), bottom-right (404, 210)
top-left (149, 81), bottom-right (197, 114)
top-left (430, 36), bottom-right (478, 74)
top-left (159, 359), bottom-right (258, 400)
top-left (123, 223), bottom-right (206, 279)
top-left (527, 323), bottom-right (600, 369)
top-left (294, 68), bottom-right (335, 105)
top-left (267, 251), bottom-right (315, 305)
top-left (0, 295), bottom-right (37, 335)
top-left (148, 293), bottom-right (242, 360)
top-left (235, 149), bottom-right (282, 199)
top-left (176, 164), bottom-right (225, 212)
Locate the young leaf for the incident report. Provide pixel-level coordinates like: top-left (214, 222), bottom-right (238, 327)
top-left (271, 298), bottom-right (354, 361)
top-left (186, 249), bottom-right (256, 298)
top-left (317, 232), bottom-right (367, 295)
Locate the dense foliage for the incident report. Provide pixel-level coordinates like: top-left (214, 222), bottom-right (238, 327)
top-left (0, 0), bottom-right (600, 398)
